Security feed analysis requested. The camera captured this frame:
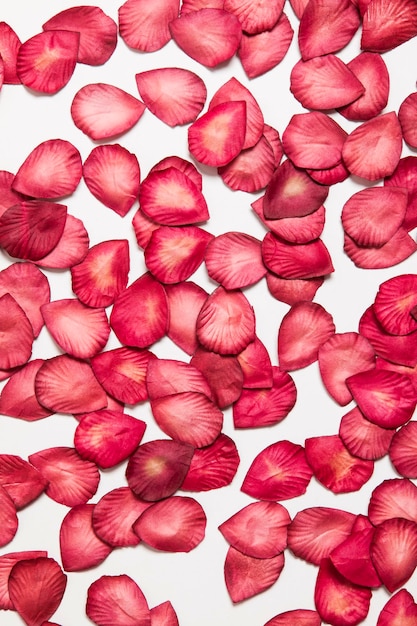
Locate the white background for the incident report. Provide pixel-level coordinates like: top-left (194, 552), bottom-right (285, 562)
top-left (0, 1), bottom-right (417, 624)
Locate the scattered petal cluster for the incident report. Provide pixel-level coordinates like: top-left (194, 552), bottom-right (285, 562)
top-left (0, 0), bottom-right (417, 624)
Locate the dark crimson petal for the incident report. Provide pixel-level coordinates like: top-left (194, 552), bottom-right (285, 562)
top-left (0, 201), bottom-right (67, 261)
top-left (126, 439), bottom-right (194, 501)
top-left (8, 558), bottom-right (67, 626)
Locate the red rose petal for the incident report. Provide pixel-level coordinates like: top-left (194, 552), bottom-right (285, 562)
top-left (318, 332), bottom-right (375, 405)
top-left (146, 358), bottom-right (213, 401)
top-left (0, 294), bottom-right (33, 370)
top-left (237, 337), bottom-right (273, 389)
top-left (0, 551), bottom-right (48, 610)
top-left (181, 433), bottom-right (240, 492)
top-left (278, 301), bottom-right (335, 371)
top-left (71, 239), bottom-right (129, 308)
top-left (74, 409), bottom-right (146, 469)
top-left (290, 55), bottom-right (364, 110)
top-left (42, 6), bottom-right (117, 66)
top-left (29, 446), bottom-right (100, 507)
top-left (71, 83), bottom-right (146, 140)
top-left (0, 262), bottom-right (50, 337)
top-left (60, 504), bottom-right (113, 572)
top-left (343, 228), bottom-right (417, 270)
top-left (35, 214), bottom-right (89, 270)
top-left (209, 77), bottom-right (264, 150)
top-left (346, 368), bottom-right (417, 428)
top-left (17, 30), bottom-right (79, 94)
top-left (151, 391), bottom-right (223, 447)
top-left (339, 406), bottom-right (395, 460)
top-left (110, 272), bottom-right (168, 349)
top-left (219, 501), bottom-right (290, 558)
top-left (288, 507), bottom-right (356, 566)
top-left (263, 160), bottom-right (329, 219)
top-left (374, 274), bottom-right (417, 335)
top-left (126, 439), bottom-right (194, 501)
top-left (136, 67), bottom-right (206, 127)
top-left (341, 186), bottom-right (408, 248)
top-left (41, 298), bottom-right (110, 359)
top-left (371, 517), bottom-right (417, 592)
top-left (0, 22), bottom-right (21, 84)
top-left (34, 354), bottom-right (107, 414)
top-left (233, 366), bottom-right (296, 428)
top-left (338, 52), bottom-right (390, 121)
top-left (8, 557), bottom-right (67, 626)
top-left (266, 273), bottom-right (324, 305)
top-left (169, 9), bottom-right (242, 67)
top-left (86, 574), bottom-right (151, 626)
top-left (119, 0), bottom-right (179, 52)
top-left (83, 145), bottom-right (140, 217)
top-left (92, 487), bottom-right (151, 548)
top-left (144, 225), bottom-right (213, 283)
top-left (0, 485), bottom-right (18, 547)
top-left (224, 0), bottom-right (285, 34)
top-left (150, 601), bottom-right (179, 626)
top-left (361, 0), bottom-right (417, 52)
top-left (204, 231), bottom-right (266, 290)
top-left (0, 454), bottom-right (47, 509)
top-left (330, 526), bottom-right (382, 588)
top-left (165, 281), bottom-right (208, 355)
top-left (283, 111), bottom-right (347, 170)
top-left (224, 547), bottom-right (285, 603)
top-left (262, 232), bottom-right (334, 280)
top-left (368, 478), bottom-right (417, 525)
top-left (196, 286), bottom-right (256, 355)
top-left (0, 359), bottom-right (52, 422)
top-left (133, 495), bottom-right (206, 552)
top-left (359, 305), bottom-right (417, 367)
top-left (0, 200), bottom-right (67, 261)
top-left (377, 589), bottom-right (417, 626)
top-left (314, 558), bottom-right (371, 626)
top-left (91, 347), bottom-right (155, 405)
top-left (188, 101), bottom-right (247, 168)
top-left (389, 421), bottom-right (417, 478)
top-left (298, 0), bottom-right (361, 59)
top-left (218, 136), bottom-right (276, 193)
top-left (342, 112), bottom-right (403, 181)
top-left (149, 155), bottom-right (202, 190)
top-left (384, 156), bottom-right (417, 227)
top-left (237, 13), bottom-right (294, 79)
top-left (264, 609), bottom-right (321, 626)
top-left (305, 434), bottom-right (374, 494)
top-left (190, 348), bottom-right (243, 409)
top-left (241, 440), bottom-right (313, 501)
top-left (139, 166), bottom-right (209, 225)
